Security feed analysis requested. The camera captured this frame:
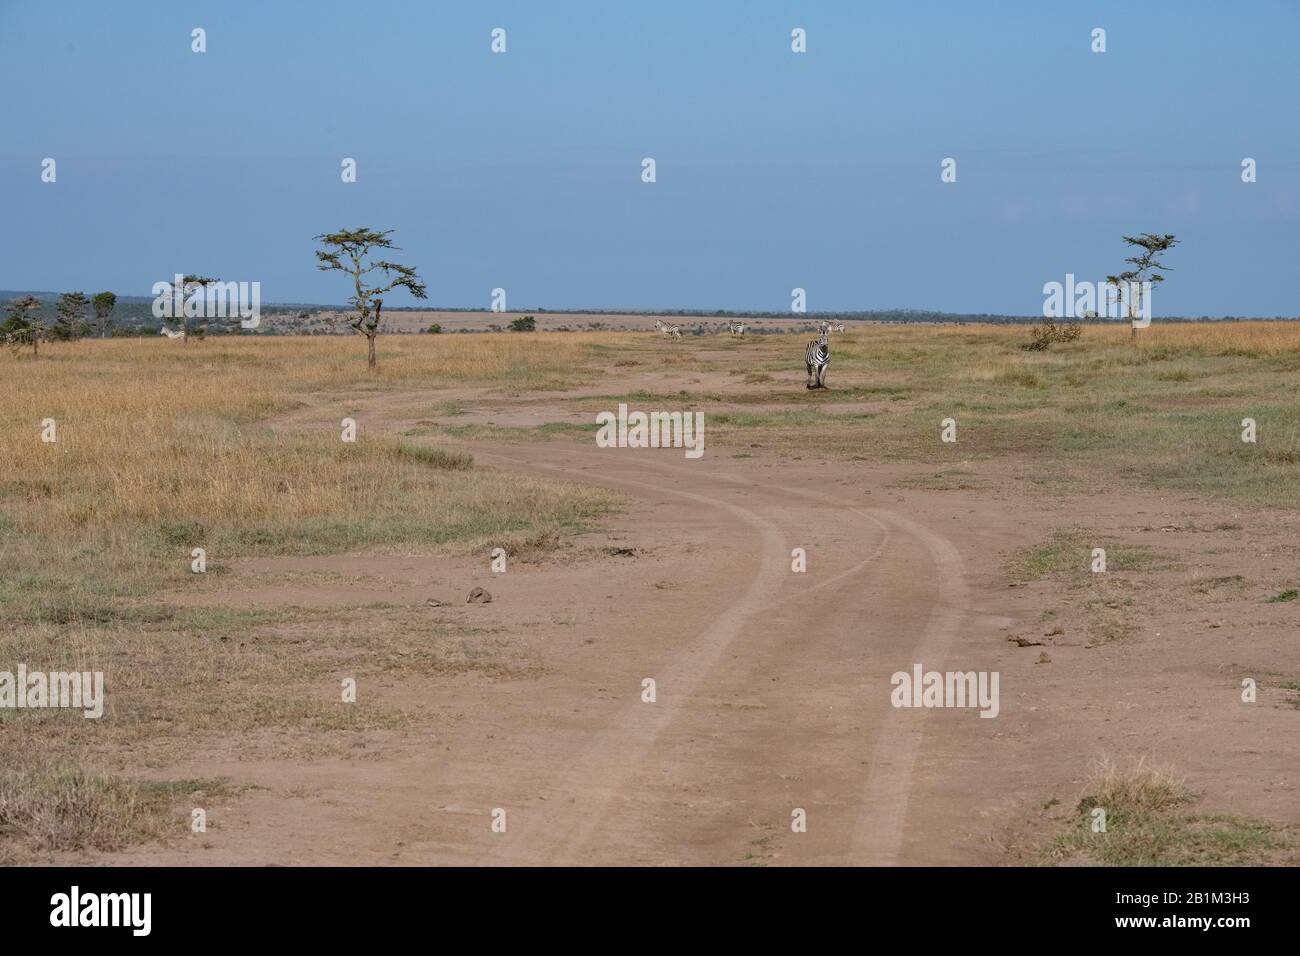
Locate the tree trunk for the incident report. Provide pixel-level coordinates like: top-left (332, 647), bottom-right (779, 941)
top-left (367, 298), bottom-right (383, 373)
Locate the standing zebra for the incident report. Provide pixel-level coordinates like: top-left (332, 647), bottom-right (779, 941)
top-left (805, 328), bottom-right (829, 389)
top-left (831, 323), bottom-right (846, 333)
top-left (729, 321), bottom-right (746, 336)
top-left (654, 319), bottom-right (682, 339)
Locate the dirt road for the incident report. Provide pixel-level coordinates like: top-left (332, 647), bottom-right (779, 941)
top-left (109, 381), bottom-right (1299, 866)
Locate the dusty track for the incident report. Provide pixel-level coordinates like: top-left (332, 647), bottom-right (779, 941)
top-left (106, 377), bottom-right (1300, 867)
top-left (118, 430), bottom-right (1017, 865)
top-left (468, 442), bottom-right (987, 865)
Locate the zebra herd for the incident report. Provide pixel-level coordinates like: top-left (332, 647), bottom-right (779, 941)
top-left (652, 317), bottom-right (847, 390)
top-left (654, 318), bottom-right (747, 338)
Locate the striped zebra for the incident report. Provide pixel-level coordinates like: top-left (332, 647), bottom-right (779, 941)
top-left (805, 328), bottom-right (830, 389)
top-left (159, 326), bottom-right (186, 340)
top-left (654, 319), bottom-right (681, 339)
top-left (729, 321), bottom-right (746, 336)
top-left (831, 323), bottom-right (846, 333)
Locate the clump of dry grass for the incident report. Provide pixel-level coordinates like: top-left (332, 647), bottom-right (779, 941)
top-left (0, 756), bottom-right (225, 854)
top-left (1043, 756), bottom-right (1294, 865)
top-left (991, 365), bottom-right (1045, 388)
top-left (1077, 755), bottom-right (1188, 815)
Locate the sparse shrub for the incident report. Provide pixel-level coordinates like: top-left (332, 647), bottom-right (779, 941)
top-left (1023, 317), bottom-right (1082, 351)
top-left (509, 316), bottom-right (536, 332)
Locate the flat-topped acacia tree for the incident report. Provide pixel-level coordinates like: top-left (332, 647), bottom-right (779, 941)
top-left (313, 227), bottom-right (428, 372)
top-left (1107, 233), bottom-right (1179, 343)
top-left (159, 275), bottom-right (219, 343)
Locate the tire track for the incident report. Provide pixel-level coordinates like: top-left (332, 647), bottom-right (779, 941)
top-left (475, 443), bottom-right (971, 864)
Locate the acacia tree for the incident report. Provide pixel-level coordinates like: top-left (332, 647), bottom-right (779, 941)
top-left (55, 291), bottom-right (91, 341)
top-left (1106, 233), bottom-right (1179, 343)
top-left (92, 291), bottom-right (117, 337)
top-left (1, 295), bottom-right (47, 356)
top-left (159, 275), bottom-right (219, 343)
top-left (314, 227), bottom-right (427, 371)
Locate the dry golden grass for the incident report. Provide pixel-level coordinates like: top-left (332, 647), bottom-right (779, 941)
top-left (0, 336), bottom-right (618, 566)
top-left (0, 756), bottom-right (229, 858)
top-left (1083, 755), bottom-right (1188, 814)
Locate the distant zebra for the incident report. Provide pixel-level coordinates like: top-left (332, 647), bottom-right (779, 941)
top-left (805, 328), bottom-right (830, 389)
top-left (729, 321), bottom-right (746, 336)
top-left (654, 319), bottom-right (681, 339)
top-left (159, 326), bottom-right (186, 340)
top-left (830, 323), bottom-right (846, 333)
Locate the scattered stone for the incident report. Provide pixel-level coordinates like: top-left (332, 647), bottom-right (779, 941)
top-left (425, 597), bottom-right (448, 607)
top-left (1045, 625), bottom-right (1065, 637)
top-left (1008, 635), bottom-right (1043, 647)
top-left (1035, 651), bottom-right (1052, 664)
top-left (467, 587), bottom-right (492, 604)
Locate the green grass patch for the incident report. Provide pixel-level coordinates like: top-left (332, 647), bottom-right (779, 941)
top-left (1004, 529), bottom-right (1170, 582)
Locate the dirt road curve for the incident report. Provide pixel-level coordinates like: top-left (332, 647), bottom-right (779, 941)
top-left (474, 443), bottom-right (979, 865)
top-left (115, 401), bottom-right (1300, 867)
top-left (123, 432), bottom-right (1033, 867)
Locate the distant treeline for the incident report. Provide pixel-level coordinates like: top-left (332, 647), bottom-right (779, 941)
top-left (2, 292), bottom-right (1295, 332)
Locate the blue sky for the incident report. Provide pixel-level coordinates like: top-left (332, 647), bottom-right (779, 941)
top-left (1, 1), bottom-right (1297, 314)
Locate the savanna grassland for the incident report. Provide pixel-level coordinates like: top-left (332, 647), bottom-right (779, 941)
top-left (0, 335), bottom-right (618, 859)
top-left (2, 321), bottom-right (1298, 864)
